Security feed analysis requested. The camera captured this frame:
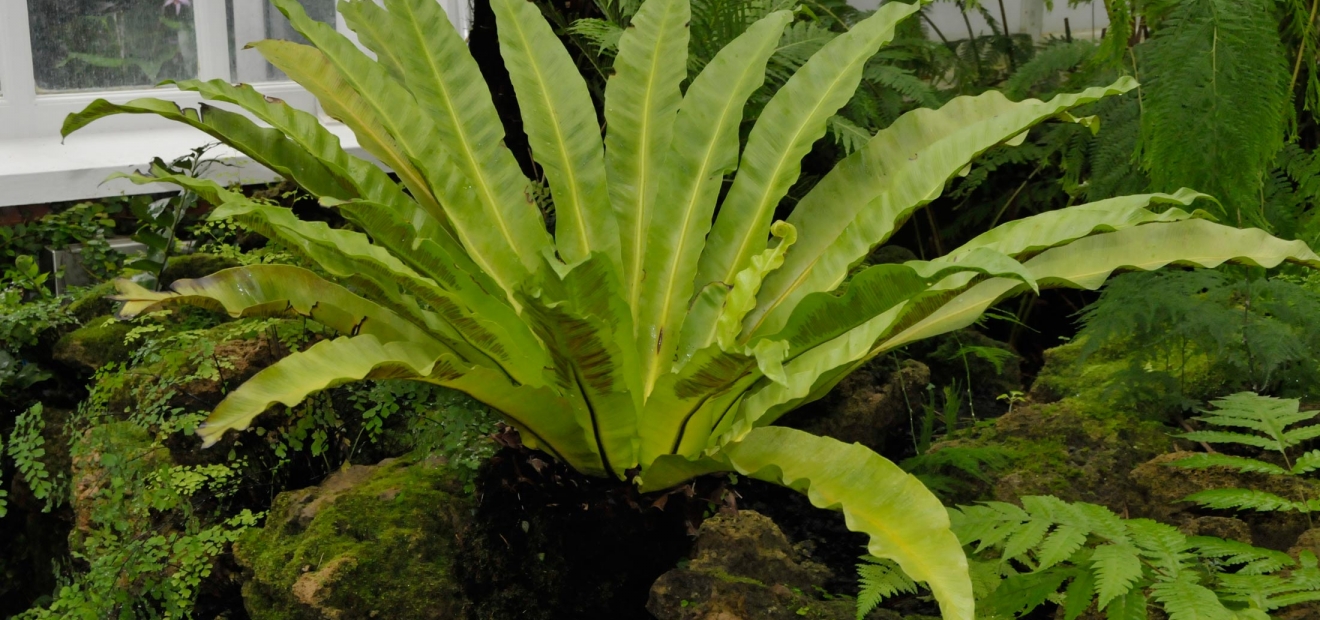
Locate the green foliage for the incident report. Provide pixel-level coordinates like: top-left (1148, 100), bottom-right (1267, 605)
top-left (0, 201), bottom-right (124, 282)
top-left (857, 494), bottom-right (1320, 618)
top-left (856, 556), bottom-right (918, 620)
top-left (123, 146), bottom-right (221, 290)
top-left (1139, 0), bottom-right (1291, 227)
top-left (8, 403), bottom-right (61, 512)
top-left (900, 446), bottom-right (1017, 499)
top-left (62, 1), bottom-right (1320, 618)
top-left (1172, 392), bottom-right (1320, 514)
top-left (1077, 269), bottom-right (1320, 407)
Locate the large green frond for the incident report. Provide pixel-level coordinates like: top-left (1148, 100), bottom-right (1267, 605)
top-left (491, 0), bottom-right (617, 266)
top-left (111, 265), bottom-right (437, 347)
top-left (198, 334), bottom-right (464, 447)
top-left (62, 98), bottom-right (352, 201)
top-left (605, 0), bottom-right (691, 309)
top-left (520, 255), bottom-right (642, 477)
top-left (695, 1), bottom-right (922, 291)
top-left (716, 426), bottom-right (974, 620)
top-left (880, 220), bottom-right (1320, 352)
top-left (747, 79), bottom-right (1138, 338)
top-left (634, 10), bottom-right (790, 394)
top-left (342, 0), bottom-right (553, 277)
top-left (250, 38), bottom-right (450, 236)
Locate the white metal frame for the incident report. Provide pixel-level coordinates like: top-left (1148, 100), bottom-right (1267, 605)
top-left (0, 0), bottom-right (466, 208)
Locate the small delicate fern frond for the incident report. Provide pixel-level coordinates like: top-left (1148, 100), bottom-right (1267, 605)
top-left (1176, 430), bottom-right (1282, 452)
top-left (1187, 536), bottom-right (1294, 576)
top-left (1292, 449), bottom-right (1320, 474)
top-left (566, 18), bottom-right (624, 54)
top-left (1190, 393), bottom-right (1311, 451)
top-left (855, 556), bottom-right (919, 620)
top-left (828, 115), bottom-right (871, 156)
top-left (1148, 574), bottom-right (1235, 620)
top-left (1090, 544), bottom-right (1144, 609)
top-left (1183, 488), bottom-right (1302, 513)
top-left (1126, 519), bottom-right (1193, 579)
top-left (1169, 453), bottom-right (1288, 476)
top-left (864, 63), bottom-right (940, 108)
top-left (1004, 40), bottom-right (1096, 100)
top-left (1036, 525), bottom-right (1089, 571)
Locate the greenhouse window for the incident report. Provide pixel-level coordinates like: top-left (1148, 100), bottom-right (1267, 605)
top-left (0, 0), bottom-right (469, 208)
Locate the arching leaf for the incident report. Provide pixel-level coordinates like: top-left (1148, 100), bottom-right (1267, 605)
top-left (717, 427), bottom-right (975, 620)
top-left (696, 1), bottom-right (922, 291)
top-left (111, 265), bottom-right (439, 347)
top-left (605, 0), bottom-right (691, 309)
top-left (491, 0), bottom-right (616, 266)
top-left (636, 10), bottom-right (791, 394)
top-left (747, 79), bottom-right (1138, 338)
top-left (198, 335), bottom-right (464, 447)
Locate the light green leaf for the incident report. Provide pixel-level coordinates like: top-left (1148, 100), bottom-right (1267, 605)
top-left (491, 0), bottom-right (616, 266)
top-left (696, 0), bottom-right (922, 291)
top-left (751, 249), bottom-right (1034, 362)
top-left (1169, 453), bottom-right (1287, 476)
top-left (747, 79), bottom-right (1139, 338)
top-left (167, 79), bottom-right (420, 217)
top-left (716, 426), bottom-right (974, 620)
top-left (1091, 544), bottom-right (1143, 610)
top-left (880, 219), bottom-right (1320, 353)
top-left (344, 0), bottom-right (553, 279)
top-left (111, 265), bottom-right (437, 346)
top-left (198, 335), bottom-right (463, 447)
top-left (717, 221), bottom-right (797, 350)
top-left (636, 10), bottom-right (791, 394)
top-left (63, 98), bottom-right (350, 201)
top-left (520, 254), bottom-right (642, 478)
top-left (605, 0), bottom-right (691, 309)
top-left (249, 38), bottom-right (450, 237)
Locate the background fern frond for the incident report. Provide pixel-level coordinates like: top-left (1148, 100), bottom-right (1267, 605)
top-left (1187, 537), bottom-right (1294, 575)
top-left (855, 556), bottom-right (919, 619)
top-left (1089, 544), bottom-right (1144, 609)
top-left (1169, 453), bottom-right (1288, 476)
top-left (1140, 0), bottom-right (1291, 227)
top-left (1183, 488), bottom-right (1301, 513)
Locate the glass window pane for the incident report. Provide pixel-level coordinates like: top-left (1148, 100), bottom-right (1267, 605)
top-left (28, 0), bottom-right (199, 93)
top-left (227, 0), bottom-right (336, 83)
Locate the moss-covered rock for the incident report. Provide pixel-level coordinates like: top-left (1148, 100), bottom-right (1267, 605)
top-left (647, 511), bottom-right (857, 620)
top-left (53, 316), bottom-right (133, 372)
top-left (1130, 451), bottom-right (1320, 550)
top-left (781, 359), bottom-right (929, 453)
top-left (65, 281), bottom-right (118, 324)
top-left (234, 455), bottom-right (470, 620)
top-left (924, 339), bottom-right (1183, 508)
top-left (158, 253), bottom-right (240, 288)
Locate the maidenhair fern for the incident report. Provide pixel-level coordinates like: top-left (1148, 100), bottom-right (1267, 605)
top-left (857, 494), bottom-right (1320, 618)
top-left (1173, 392), bottom-right (1320, 514)
top-left (10, 403), bottom-right (59, 512)
top-left (1140, 0), bottom-right (1291, 227)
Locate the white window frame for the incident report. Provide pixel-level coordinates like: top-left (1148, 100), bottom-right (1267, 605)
top-left (0, 0), bottom-right (468, 208)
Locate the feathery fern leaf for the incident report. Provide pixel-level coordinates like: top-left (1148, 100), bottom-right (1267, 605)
top-left (856, 556), bottom-right (919, 620)
top-left (1183, 488), bottom-right (1301, 513)
top-left (1140, 0), bottom-right (1291, 226)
